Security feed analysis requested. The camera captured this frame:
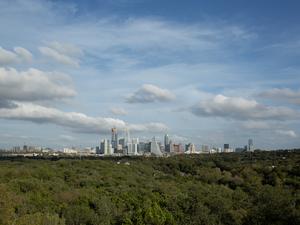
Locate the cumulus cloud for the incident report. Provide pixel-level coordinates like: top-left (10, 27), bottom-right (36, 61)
top-left (110, 107), bottom-right (128, 116)
top-left (0, 103), bottom-right (168, 134)
top-left (39, 42), bottom-right (82, 67)
top-left (259, 88), bottom-right (300, 105)
top-left (126, 84), bottom-right (175, 103)
top-left (0, 46), bottom-right (32, 65)
top-left (0, 67), bottom-right (76, 102)
top-left (276, 130), bottom-right (297, 138)
top-left (191, 94), bottom-right (299, 121)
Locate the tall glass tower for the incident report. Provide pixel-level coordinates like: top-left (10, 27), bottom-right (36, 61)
top-left (111, 128), bottom-right (118, 150)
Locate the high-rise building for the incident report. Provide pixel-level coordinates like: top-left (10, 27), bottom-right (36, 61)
top-left (224, 144), bottom-right (229, 150)
top-left (111, 128), bottom-right (118, 151)
top-left (127, 138), bottom-right (139, 155)
top-left (201, 145), bottom-right (210, 153)
top-left (150, 137), bottom-right (163, 156)
top-left (138, 142), bottom-right (150, 154)
top-left (185, 143), bottom-right (196, 154)
top-left (173, 143), bottom-right (184, 154)
top-left (101, 139), bottom-right (113, 155)
top-left (223, 144), bottom-right (234, 153)
top-left (248, 139), bottom-right (254, 152)
top-left (125, 128), bottom-right (131, 146)
top-left (164, 134), bottom-right (170, 151)
top-left (119, 138), bottom-right (125, 149)
top-left (96, 146), bottom-right (102, 154)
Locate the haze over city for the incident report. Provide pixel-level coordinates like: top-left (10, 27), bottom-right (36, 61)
top-left (1, 0), bottom-right (300, 150)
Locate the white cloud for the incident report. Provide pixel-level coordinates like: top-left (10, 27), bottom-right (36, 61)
top-left (0, 46), bottom-right (32, 65)
top-left (13, 47), bottom-right (33, 62)
top-left (126, 84), bottom-right (175, 103)
top-left (276, 130), bottom-right (297, 138)
top-left (0, 102), bottom-right (168, 134)
top-left (259, 88), bottom-right (300, 105)
top-left (110, 107), bottom-right (128, 116)
top-left (0, 67), bottom-right (76, 102)
top-left (39, 42), bottom-right (81, 67)
top-left (191, 94), bottom-right (299, 121)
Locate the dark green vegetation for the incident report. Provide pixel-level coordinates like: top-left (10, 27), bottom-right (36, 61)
top-left (0, 151), bottom-right (299, 225)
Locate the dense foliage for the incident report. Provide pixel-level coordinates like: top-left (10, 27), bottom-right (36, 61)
top-left (0, 150), bottom-right (299, 225)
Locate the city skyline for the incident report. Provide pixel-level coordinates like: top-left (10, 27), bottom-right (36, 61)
top-left (0, 0), bottom-right (300, 150)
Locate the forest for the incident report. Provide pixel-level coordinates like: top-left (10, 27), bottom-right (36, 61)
top-left (0, 150), bottom-right (299, 225)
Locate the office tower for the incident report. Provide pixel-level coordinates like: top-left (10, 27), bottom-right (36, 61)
top-left (173, 143), bottom-right (184, 154)
top-left (101, 139), bottom-right (113, 155)
top-left (111, 128), bottom-right (118, 151)
top-left (223, 144), bottom-right (234, 153)
top-left (96, 146), bottom-right (101, 154)
top-left (224, 144), bottom-right (229, 153)
top-left (164, 134), bottom-right (170, 151)
top-left (128, 138), bottom-right (139, 155)
top-left (119, 138), bottom-right (125, 149)
top-left (168, 140), bottom-right (174, 153)
top-left (201, 145), bottom-right (210, 153)
top-left (185, 143), bottom-right (196, 154)
top-left (150, 137), bottom-right (163, 156)
top-left (23, 145), bottom-right (28, 152)
top-left (125, 128), bottom-right (131, 146)
top-left (248, 139), bottom-right (254, 152)
top-left (138, 142), bottom-right (150, 154)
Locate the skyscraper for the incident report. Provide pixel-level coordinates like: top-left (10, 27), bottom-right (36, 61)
top-left (164, 134), bottom-right (169, 151)
top-left (101, 139), bottom-right (112, 155)
top-left (127, 138), bottom-right (139, 155)
top-left (248, 139), bottom-right (254, 152)
top-left (111, 128), bottom-right (118, 151)
top-left (150, 137), bottom-right (163, 156)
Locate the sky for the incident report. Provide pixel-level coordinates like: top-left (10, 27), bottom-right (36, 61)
top-left (0, 0), bottom-right (300, 149)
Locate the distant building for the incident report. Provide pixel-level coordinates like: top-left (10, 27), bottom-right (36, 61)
top-left (223, 144), bottom-right (234, 153)
top-left (96, 146), bottom-right (101, 154)
top-left (63, 148), bottom-right (78, 154)
top-left (185, 143), bottom-right (196, 154)
top-left (101, 139), bottom-right (113, 155)
top-left (173, 143), bottom-right (184, 154)
top-left (127, 138), bottom-right (139, 155)
top-left (150, 137), bottom-right (163, 156)
top-left (248, 139), bottom-right (254, 152)
top-left (119, 138), bottom-right (125, 149)
top-left (138, 142), bottom-right (150, 154)
top-left (23, 145), bottom-right (28, 152)
top-left (164, 134), bottom-right (170, 152)
top-left (224, 144), bottom-right (229, 150)
top-left (111, 128), bottom-right (118, 151)
top-left (201, 145), bottom-right (210, 153)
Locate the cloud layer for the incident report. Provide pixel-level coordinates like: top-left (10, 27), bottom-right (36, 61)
top-left (0, 102), bottom-right (168, 134)
top-left (276, 130), bottom-right (297, 138)
top-left (0, 67), bottom-right (76, 103)
top-left (191, 94), bottom-right (299, 121)
top-left (39, 42), bottom-right (82, 67)
top-left (259, 88), bottom-right (300, 105)
top-left (0, 46), bottom-right (32, 65)
top-left (126, 84), bottom-right (175, 103)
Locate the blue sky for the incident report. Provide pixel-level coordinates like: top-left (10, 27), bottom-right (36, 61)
top-left (0, 0), bottom-right (300, 149)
